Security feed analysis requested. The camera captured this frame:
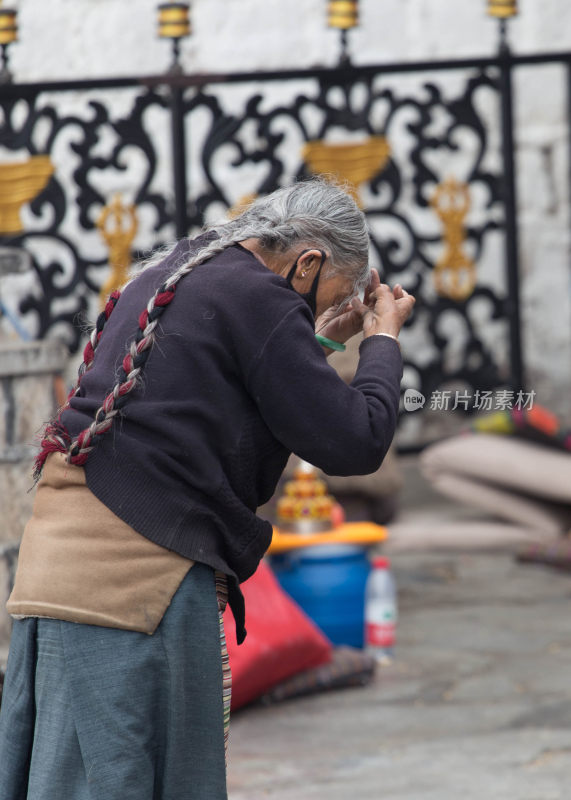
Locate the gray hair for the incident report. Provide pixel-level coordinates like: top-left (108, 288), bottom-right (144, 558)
top-left (138, 178), bottom-right (370, 295)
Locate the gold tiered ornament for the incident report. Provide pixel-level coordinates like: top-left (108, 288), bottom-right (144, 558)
top-left (302, 136), bottom-right (391, 208)
top-left (430, 177), bottom-right (477, 302)
top-left (227, 192), bottom-right (258, 220)
top-left (270, 460), bottom-right (388, 554)
top-left (158, 2), bottom-right (191, 39)
top-left (157, 2), bottom-right (191, 71)
top-left (0, 156), bottom-right (54, 235)
top-left (487, 0), bottom-right (517, 18)
top-left (229, 134), bottom-right (391, 218)
top-left (327, 0), bottom-right (359, 65)
top-left (97, 194), bottom-right (138, 309)
top-left (0, 4), bottom-right (17, 46)
top-left (327, 0), bottom-right (359, 30)
top-left (276, 461), bottom-right (335, 533)
top-left (0, 1), bottom-right (17, 82)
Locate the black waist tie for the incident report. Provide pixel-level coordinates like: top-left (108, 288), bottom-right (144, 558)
top-left (227, 577), bottom-right (247, 644)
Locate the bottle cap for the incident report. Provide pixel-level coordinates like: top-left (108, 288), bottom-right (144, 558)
top-left (372, 556), bottom-right (390, 569)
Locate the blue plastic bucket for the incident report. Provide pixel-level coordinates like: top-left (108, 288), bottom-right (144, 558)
top-left (270, 545), bottom-right (371, 648)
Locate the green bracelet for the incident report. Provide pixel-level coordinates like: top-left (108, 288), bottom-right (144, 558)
top-left (315, 333), bottom-right (346, 352)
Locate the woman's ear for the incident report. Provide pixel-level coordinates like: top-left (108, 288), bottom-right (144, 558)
top-left (297, 249), bottom-right (323, 278)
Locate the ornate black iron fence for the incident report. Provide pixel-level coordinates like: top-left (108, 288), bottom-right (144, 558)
top-left (0, 47), bottom-right (569, 449)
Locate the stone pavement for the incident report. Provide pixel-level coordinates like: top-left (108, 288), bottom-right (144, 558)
top-left (227, 551), bottom-right (571, 799)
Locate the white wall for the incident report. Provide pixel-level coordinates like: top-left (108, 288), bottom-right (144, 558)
top-left (10, 0), bottom-right (571, 79)
top-left (3, 0), bottom-right (571, 425)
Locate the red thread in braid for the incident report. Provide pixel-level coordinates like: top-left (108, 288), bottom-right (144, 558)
top-left (82, 340), bottom-right (95, 367)
top-left (34, 424), bottom-right (72, 477)
top-left (104, 291), bottom-right (121, 318)
top-left (136, 337), bottom-right (150, 355)
top-left (32, 290), bottom-right (122, 482)
top-left (64, 283), bottom-right (177, 468)
top-left (68, 429), bottom-right (92, 466)
top-left (154, 288), bottom-right (176, 307)
top-left (118, 379), bottom-right (136, 395)
top-left (82, 290), bottom-right (121, 370)
top-left (102, 393), bottom-right (116, 414)
top-left (122, 353), bottom-right (134, 374)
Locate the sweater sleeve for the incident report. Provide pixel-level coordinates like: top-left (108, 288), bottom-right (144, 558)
top-left (246, 306), bottom-right (404, 476)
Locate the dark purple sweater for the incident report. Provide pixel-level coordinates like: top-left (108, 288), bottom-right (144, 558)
top-left (62, 238), bottom-right (403, 642)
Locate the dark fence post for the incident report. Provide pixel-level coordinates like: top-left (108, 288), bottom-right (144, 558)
top-left (498, 45), bottom-right (525, 392)
top-left (170, 84), bottom-right (188, 238)
top-left (567, 60), bottom-right (571, 273)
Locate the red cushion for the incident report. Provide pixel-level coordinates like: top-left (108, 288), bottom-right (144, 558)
top-left (223, 560), bottom-right (332, 710)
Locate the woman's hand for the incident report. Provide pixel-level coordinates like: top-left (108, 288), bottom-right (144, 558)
top-left (315, 302), bottom-right (364, 346)
top-left (357, 282), bottom-right (416, 339)
top-left (315, 269), bottom-right (382, 346)
top-left (315, 270), bottom-right (415, 352)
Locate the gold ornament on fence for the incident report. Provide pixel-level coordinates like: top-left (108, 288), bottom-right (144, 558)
top-left (487, 0), bottom-right (517, 18)
top-left (430, 178), bottom-right (477, 302)
top-left (227, 192), bottom-right (258, 219)
top-left (327, 0), bottom-right (358, 64)
top-left (97, 194), bottom-right (138, 309)
top-left (158, 2), bottom-right (191, 71)
top-left (0, 2), bottom-right (17, 46)
top-left (0, 0), bottom-right (17, 81)
top-left (0, 156), bottom-right (54, 235)
top-left (158, 2), bottom-right (191, 39)
top-left (302, 136), bottom-right (391, 208)
top-left (327, 0), bottom-right (359, 30)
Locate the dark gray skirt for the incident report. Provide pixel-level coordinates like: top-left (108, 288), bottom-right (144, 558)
top-left (0, 562), bottom-right (230, 800)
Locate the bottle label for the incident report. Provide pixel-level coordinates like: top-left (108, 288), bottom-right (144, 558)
top-left (365, 600), bottom-right (396, 648)
top-left (366, 621), bottom-right (395, 648)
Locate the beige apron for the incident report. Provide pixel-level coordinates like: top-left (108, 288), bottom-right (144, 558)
top-left (7, 452), bottom-right (194, 634)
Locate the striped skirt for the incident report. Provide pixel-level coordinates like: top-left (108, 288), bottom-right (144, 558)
top-left (0, 562), bottom-right (232, 800)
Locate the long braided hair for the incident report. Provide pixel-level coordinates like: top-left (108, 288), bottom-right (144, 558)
top-left (34, 178), bottom-right (370, 480)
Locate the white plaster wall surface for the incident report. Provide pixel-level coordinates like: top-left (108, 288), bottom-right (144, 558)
top-left (1, 0), bottom-right (570, 426)
top-left (9, 0), bottom-right (571, 80)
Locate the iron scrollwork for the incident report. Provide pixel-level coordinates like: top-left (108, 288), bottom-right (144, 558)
top-left (0, 64), bottom-right (512, 444)
top-left (0, 87), bottom-right (172, 350)
top-left (187, 69), bottom-right (507, 419)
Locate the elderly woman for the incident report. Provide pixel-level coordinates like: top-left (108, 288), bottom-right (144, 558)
top-left (0, 179), bottom-right (414, 800)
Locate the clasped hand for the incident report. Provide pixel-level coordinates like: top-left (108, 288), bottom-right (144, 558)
top-left (315, 269), bottom-right (416, 348)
